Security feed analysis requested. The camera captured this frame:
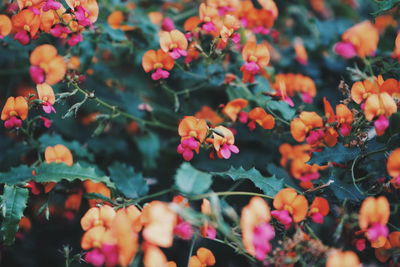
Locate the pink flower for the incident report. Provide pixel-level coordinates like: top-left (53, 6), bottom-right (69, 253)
top-left (355, 239), bottom-right (366, 251)
top-left (50, 24), bottom-right (71, 38)
top-left (367, 223), bottom-right (388, 242)
top-left (75, 6), bottom-right (91, 27)
top-left (174, 221), bottom-right (193, 240)
top-left (42, 0), bottom-right (61, 11)
top-left (231, 33), bottom-right (241, 44)
top-left (202, 22), bottom-right (216, 33)
top-left (161, 17), bottom-right (175, 31)
top-left (238, 111), bottom-right (248, 123)
top-left (151, 68), bottom-right (170, 80)
top-left (4, 116), bottom-right (22, 129)
top-left (14, 31), bottom-right (30, 45)
top-left (311, 212), bottom-right (324, 224)
top-left (42, 102), bottom-right (56, 114)
top-left (242, 62), bottom-right (260, 74)
top-left (29, 66), bottom-right (45, 84)
top-left (271, 210), bottom-right (293, 227)
top-left (306, 129), bottom-right (324, 145)
top-left (252, 223), bottom-right (275, 261)
top-left (374, 115), bottom-right (389, 136)
top-left (67, 33), bottom-right (83, 46)
top-left (220, 144), bottom-right (239, 159)
top-left (40, 117), bottom-right (52, 128)
top-left (169, 48), bottom-right (187, 60)
top-left (299, 172), bottom-right (320, 182)
top-left (339, 123), bottom-right (352, 136)
top-left (301, 92), bottom-right (313, 104)
top-left (85, 249), bottom-right (105, 267)
top-left (334, 42), bottom-right (357, 59)
top-left (177, 137), bottom-right (200, 161)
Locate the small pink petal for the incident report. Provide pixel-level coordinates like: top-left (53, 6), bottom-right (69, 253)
top-left (311, 212), bottom-right (324, 224)
top-left (334, 42), bottom-right (357, 59)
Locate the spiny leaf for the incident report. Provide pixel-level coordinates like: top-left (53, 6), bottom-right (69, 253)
top-left (1, 185), bottom-right (29, 245)
top-left (175, 163), bottom-right (213, 195)
top-left (308, 144), bottom-right (360, 165)
top-left (108, 162), bottom-right (149, 198)
top-left (213, 166), bottom-right (284, 197)
top-left (372, 0), bottom-right (400, 16)
top-left (1, 163), bottom-right (114, 188)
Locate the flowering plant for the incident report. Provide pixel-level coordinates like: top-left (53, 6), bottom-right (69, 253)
top-left (1, 0), bottom-right (400, 266)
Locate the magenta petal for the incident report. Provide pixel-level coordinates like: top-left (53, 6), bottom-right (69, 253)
top-left (374, 115), bottom-right (389, 132)
top-left (334, 42), bottom-right (357, 59)
top-left (220, 145), bottom-right (231, 159)
top-left (311, 212), bottom-right (324, 224)
top-left (29, 66), bottom-right (45, 84)
top-left (85, 249), bottom-right (105, 267)
top-left (14, 30), bottom-right (30, 45)
top-left (271, 210), bottom-right (293, 226)
top-left (182, 149), bottom-right (194, 161)
top-left (243, 62), bottom-right (260, 73)
top-left (174, 221), bottom-right (193, 240)
top-left (301, 92), bottom-right (313, 104)
top-left (229, 144), bottom-right (239, 154)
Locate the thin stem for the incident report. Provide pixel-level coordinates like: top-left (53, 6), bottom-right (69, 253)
top-left (127, 188), bottom-right (174, 204)
top-left (265, 105), bottom-right (290, 126)
top-left (187, 236), bottom-right (197, 267)
top-left (206, 237), bottom-right (255, 263)
top-left (70, 83), bottom-right (176, 131)
top-left (362, 58), bottom-right (375, 77)
top-left (190, 191), bottom-right (273, 200)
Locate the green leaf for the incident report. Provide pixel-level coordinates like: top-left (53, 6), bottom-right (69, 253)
top-left (308, 144), bottom-right (360, 165)
top-left (0, 163), bottom-right (114, 188)
top-left (102, 24), bottom-right (127, 41)
top-left (134, 132), bottom-right (160, 169)
top-left (1, 185), bottom-right (29, 245)
top-left (372, 0), bottom-right (400, 16)
top-left (324, 168), bottom-right (365, 202)
top-left (266, 101), bottom-right (296, 121)
top-left (108, 162), bottom-right (149, 198)
top-left (38, 134), bottom-right (94, 161)
top-left (213, 166), bottom-right (284, 197)
top-left (175, 163), bottom-right (213, 195)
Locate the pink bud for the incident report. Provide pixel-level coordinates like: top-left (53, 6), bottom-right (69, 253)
top-left (334, 42), bottom-right (357, 59)
top-left (14, 30), bottom-right (30, 45)
top-left (299, 172), bottom-right (320, 182)
top-left (242, 62), bottom-right (260, 74)
top-left (355, 239), bottom-right (366, 251)
top-left (238, 111), bottom-right (248, 123)
top-left (29, 66), bottom-right (45, 84)
top-left (252, 223), bottom-right (275, 261)
top-left (85, 249), bottom-right (105, 267)
top-left (374, 115), bottom-right (389, 136)
top-left (301, 92), bottom-right (313, 104)
top-left (161, 17), bottom-right (175, 31)
top-left (311, 212), bottom-right (324, 224)
top-left (151, 68), bottom-right (170, 80)
top-left (271, 210), bottom-right (293, 226)
top-left (174, 221), bottom-right (193, 240)
top-left (339, 123), bottom-right (351, 136)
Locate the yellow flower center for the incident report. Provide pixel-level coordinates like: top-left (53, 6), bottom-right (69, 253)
top-left (39, 63), bottom-right (49, 73)
top-left (170, 43), bottom-right (178, 49)
top-left (153, 63), bottom-right (163, 69)
top-left (55, 159), bottom-right (62, 163)
top-left (204, 17), bottom-right (211, 23)
top-left (23, 25), bottom-right (31, 32)
top-left (363, 93), bottom-right (370, 99)
top-left (94, 219), bottom-right (103, 226)
top-left (189, 130), bottom-right (198, 138)
top-left (25, 1), bottom-right (32, 6)
top-left (284, 204), bottom-right (293, 214)
top-left (9, 111), bottom-right (18, 117)
top-left (93, 241), bottom-right (100, 248)
top-left (43, 96), bottom-right (49, 102)
top-left (249, 55), bottom-right (257, 62)
top-left (310, 207), bottom-right (319, 214)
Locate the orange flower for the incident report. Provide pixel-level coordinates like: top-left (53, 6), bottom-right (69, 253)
top-left (195, 106), bottom-right (224, 126)
top-left (323, 97), bottom-right (353, 136)
top-left (294, 38), bottom-right (308, 65)
top-left (1, 96), bottom-right (28, 129)
top-left (12, 9), bottom-right (40, 39)
top-left (248, 107), bottom-right (275, 130)
top-left (200, 199), bottom-right (216, 238)
top-left (188, 247), bottom-right (216, 267)
top-left (326, 250), bottom-right (360, 267)
top-left (142, 49), bottom-right (175, 80)
top-left (0, 15), bottom-right (12, 38)
top-left (45, 144), bottom-right (73, 166)
top-left (219, 14), bottom-right (240, 43)
top-left (338, 21), bottom-right (379, 58)
top-left (240, 197), bottom-right (274, 260)
top-left (272, 73), bottom-right (316, 104)
top-left (350, 77), bottom-right (382, 104)
top-left (364, 92), bottom-right (397, 121)
top-left (65, 0), bottom-right (99, 23)
top-left (240, 41), bottom-right (270, 83)
top-left (178, 116), bottom-right (209, 142)
top-left (111, 208), bottom-right (139, 266)
top-left (290, 159), bottom-right (325, 187)
top-left (83, 180), bottom-right (112, 207)
top-left (375, 231), bottom-right (400, 263)
top-left (279, 143), bottom-right (311, 167)
top-left (81, 205), bottom-right (116, 231)
top-left (107, 11), bottom-right (135, 31)
top-left (308, 197), bottom-right (329, 224)
top-left (29, 44), bottom-right (67, 85)
top-left (159, 29), bottom-right (188, 59)
top-left (392, 32), bottom-right (400, 61)
top-left (222, 98), bottom-right (248, 121)
top-left (36, 83), bottom-right (56, 113)
top-left (209, 126), bottom-right (239, 159)
top-left (374, 15), bottom-right (397, 33)
top-left (143, 243), bottom-right (176, 267)
top-left (199, 3), bottom-right (219, 34)
top-left (64, 192), bottom-right (82, 212)
top-left (290, 111), bottom-right (323, 142)
top-left (81, 225), bottom-right (109, 250)
top-left (387, 148), bottom-right (400, 189)
top-left (141, 201), bottom-right (177, 248)
top-left (272, 188), bottom-right (308, 227)
top-left (359, 196), bottom-right (390, 248)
